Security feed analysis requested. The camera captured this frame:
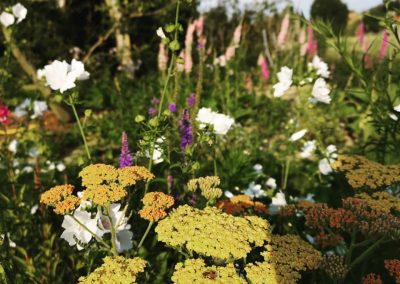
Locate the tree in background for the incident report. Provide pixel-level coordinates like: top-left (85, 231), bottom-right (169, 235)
top-left (311, 0), bottom-right (349, 34)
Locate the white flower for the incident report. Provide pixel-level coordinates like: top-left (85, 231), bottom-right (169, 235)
top-left (300, 140), bottom-right (316, 159)
top-left (156, 27), bottom-right (166, 39)
top-left (44, 60), bottom-right (76, 93)
top-left (389, 113), bottom-right (398, 121)
top-left (394, 104), bottom-right (400, 112)
top-left (56, 163), bottom-right (66, 172)
top-left (244, 182), bottom-right (266, 198)
top-left (98, 203), bottom-right (133, 253)
top-left (312, 78), bottom-right (331, 104)
top-left (212, 113), bottom-right (234, 135)
top-left (31, 101), bottom-right (48, 119)
top-left (319, 158), bottom-right (332, 175)
top-left (37, 68), bottom-right (45, 80)
top-left (196, 107), bottom-right (216, 127)
top-left (43, 59), bottom-right (89, 93)
top-left (70, 59), bottom-right (90, 80)
top-left (273, 66), bottom-right (293, 97)
top-left (28, 147), bottom-right (39, 157)
top-left (224, 190), bottom-right (234, 198)
top-left (30, 204), bottom-right (39, 215)
top-left (289, 129), bottom-right (307, 142)
top-left (269, 191), bottom-right (287, 215)
top-left (266, 177), bottom-right (277, 189)
top-left (312, 56), bottom-right (330, 78)
top-left (12, 3), bottom-right (27, 23)
top-left (22, 166), bottom-right (33, 173)
top-left (60, 210), bottom-right (103, 250)
top-left (0, 12), bottom-right (15, 27)
top-left (253, 164), bottom-right (263, 174)
top-left (14, 98), bottom-right (31, 118)
top-left (8, 139), bottom-right (18, 153)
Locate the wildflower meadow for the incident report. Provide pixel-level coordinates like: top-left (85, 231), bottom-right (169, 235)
top-left (1, 0), bottom-right (400, 283)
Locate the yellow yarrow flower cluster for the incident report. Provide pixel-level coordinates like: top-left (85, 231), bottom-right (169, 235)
top-left (139, 192), bottom-right (174, 222)
top-left (155, 205), bottom-right (270, 263)
top-left (320, 254), bottom-right (348, 282)
top-left (40, 184), bottom-right (80, 215)
top-left (332, 155), bottom-right (400, 190)
top-left (187, 176), bottom-right (222, 200)
top-left (356, 192), bottom-right (400, 214)
top-left (245, 234), bottom-right (322, 284)
top-left (78, 256), bottom-right (147, 284)
top-left (171, 259), bottom-right (246, 284)
top-left (79, 164), bottom-right (154, 205)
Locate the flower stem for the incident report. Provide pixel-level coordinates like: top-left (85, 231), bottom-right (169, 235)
top-left (136, 221), bottom-right (154, 254)
top-left (282, 158), bottom-right (291, 190)
top-left (68, 95), bottom-right (91, 161)
top-left (106, 204), bottom-right (119, 256)
top-left (70, 215), bottom-right (110, 250)
top-left (349, 236), bottom-right (385, 269)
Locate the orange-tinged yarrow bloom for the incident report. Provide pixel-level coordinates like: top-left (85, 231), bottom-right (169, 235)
top-left (385, 259), bottom-right (400, 283)
top-left (82, 184), bottom-right (127, 206)
top-left (139, 192), bottom-right (174, 222)
top-left (53, 195), bottom-right (81, 215)
top-left (362, 273), bottom-right (383, 284)
top-left (217, 195), bottom-right (267, 215)
top-left (40, 184), bottom-right (74, 206)
top-left (118, 166), bottom-right (154, 187)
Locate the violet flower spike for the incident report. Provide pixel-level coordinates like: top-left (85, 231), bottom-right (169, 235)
top-left (169, 102), bottom-right (177, 113)
top-left (179, 109), bottom-right (193, 151)
top-left (187, 93), bottom-right (196, 108)
top-left (119, 132), bottom-right (133, 168)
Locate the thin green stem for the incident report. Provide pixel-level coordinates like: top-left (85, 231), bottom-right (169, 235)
top-left (136, 221), bottom-right (154, 254)
top-left (70, 215), bottom-right (111, 250)
top-left (105, 204), bottom-right (119, 256)
top-left (69, 95), bottom-right (91, 161)
top-left (349, 236), bottom-right (385, 269)
top-left (282, 158), bottom-right (291, 191)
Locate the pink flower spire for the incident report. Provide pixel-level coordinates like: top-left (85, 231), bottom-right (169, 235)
top-left (379, 30), bottom-right (389, 61)
top-left (277, 13), bottom-right (290, 46)
top-left (184, 22), bottom-right (196, 73)
top-left (194, 16), bottom-right (204, 37)
top-left (119, 132), bottom-right (133, 168)
top-left (257, 54), bottom-right (269, 80)
top-left (0, 104), bottom-right (10, 126)
top-left (158, 42), bottom-right (168, 72)
top-left (306, 23), bottom-right (317, 57)
top-left (233, 24), bottom-right (242, 46)
top-left (356, 21), bottom-right (365, 47)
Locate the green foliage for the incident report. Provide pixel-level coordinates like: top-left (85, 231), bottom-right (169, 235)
top-left (311, 0), bottom-right (349, 34)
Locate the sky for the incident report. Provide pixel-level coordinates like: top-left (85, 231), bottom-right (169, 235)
top-left (198, 0), bottom-right (383, 18)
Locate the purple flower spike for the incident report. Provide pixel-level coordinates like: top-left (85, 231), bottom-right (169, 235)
top-left (169, 102), bottom-right (177, 113)
top-left (187, 93), bottom-right (196, 108)
top-left (119, 132), bottom-right (133, 168)
top-left (179, 109), bottom-right (193, 151)
top-left (148, 107), bottom-right (157, 116)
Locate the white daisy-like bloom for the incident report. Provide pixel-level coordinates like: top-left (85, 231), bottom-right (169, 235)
top-left (253, 164), bottom-right (263, 174)
top-left (244, 182), bottom-right (266, 198)
top-left (269, 191), bottom-right (287, 215)
top-left (31, 100), bottom-right (48, 119)
top-left (212, 113), bottom-right (235, 135)
top-left (98, 203), bottom-right (133, 253)
top-left (12, 3), bottom-right (27, 23)
top-left (312, 56), bottom-right (330, 78)
top-left (196, 107), bottom-right (235, 135)
top-left (37, 68), bottom-right (45, 80)
top-left (289, 129), bottom-right (307, 142)
top-left (8, 139), bottom-right (18, 153)
top-left (312, 78), bottom-right (331, 104)
top-left (43, 59), bottom-right (89, 93)
top-left (14, 98), bottom-right (31, 118)
top-left (152, 147), bottom-right (164, 164)
top-left (300, 140), bottom-right (316, 159)
top-left (156, 27), bottom-right (166, 39)
top-left (389, 113), bottom-right (398, 121)
top-left (0, 12), bottom-right (15, 27)
top-left (60, 210), bottom-right (103, 250)
top-left (273, 66), bottom-right (293, 97)
top-left (394, 104), bottom-right (400, 112)
top-left (265, 177), bottom-right (277, 189)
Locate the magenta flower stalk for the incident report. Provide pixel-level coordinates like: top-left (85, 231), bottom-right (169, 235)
top-left (356, 21), bottom-right (365, 47)
top-left (179, 109), bottom-right (193, 151)
top-left (306, 23), bottom-right (317, 57)
top-left (119, 132), bottom-right (133, 168)
top-left (257, 54), bottom-right (269, 80)
top-left (379, 30), bottom-right (389, 61)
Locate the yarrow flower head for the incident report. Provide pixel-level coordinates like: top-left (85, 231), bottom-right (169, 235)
top-left (156, 205), bottom-right (271, 262)
top-left (217, 194), bottom-right (268, 215)
top-left (179, 109), bottom-right (193, 150)
top-left (119, 132), bottom-right (133, 168)
top-left (78, 256), bottom-right (147, 284)
top-left (40, 184), bottom-right (80, 215)
top-left (43, 59), bottom-right (89, 93)
top-left (187, 176), bottom-right (222, 200)
top-left (172, 259), bottom-right (246, 284)
top-left (139, 192), bottom-right (174, 222)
